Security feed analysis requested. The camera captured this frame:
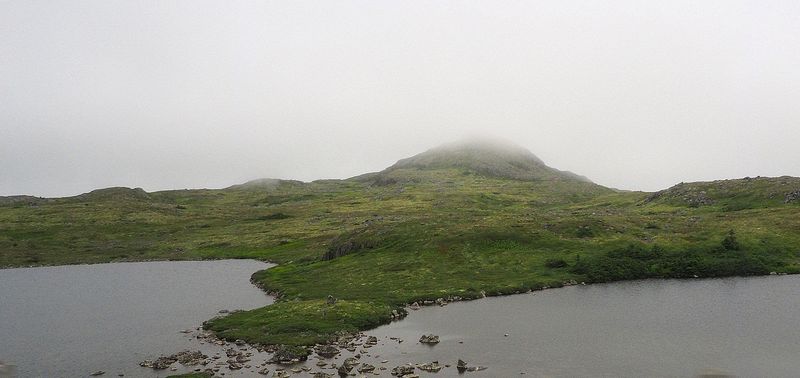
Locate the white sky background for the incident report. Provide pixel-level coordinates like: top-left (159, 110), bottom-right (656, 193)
top-left (2, 1), bottom-right (799, 197)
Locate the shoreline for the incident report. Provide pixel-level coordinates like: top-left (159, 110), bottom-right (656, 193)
top-left (163, 273), bottom-right (799, 377)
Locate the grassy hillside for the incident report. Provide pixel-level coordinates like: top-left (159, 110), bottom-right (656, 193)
top-left (2, 142), bottom-right (799, 346)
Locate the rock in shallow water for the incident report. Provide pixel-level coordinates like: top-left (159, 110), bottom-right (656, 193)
top-left (417, 361), bottom-right (443, 372)
top-left (390, 364), bottom-right (415, 376)
top-left (419, 334), bottom-right (440, 344)
top-left (315, 344), bottom-right (340, 358)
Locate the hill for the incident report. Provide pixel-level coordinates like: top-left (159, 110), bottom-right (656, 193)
top-left (357, 139), bottom-right (592, 185)
top-left (1, 140), bottom-right (799, 346)
top-left (644, 176), bottom-right (800, 210)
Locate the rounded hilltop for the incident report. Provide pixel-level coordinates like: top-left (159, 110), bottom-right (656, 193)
top-left (378, 137), bottom-right (592, 183)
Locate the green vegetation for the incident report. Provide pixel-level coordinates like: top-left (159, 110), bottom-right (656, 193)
top-left (205, 299), bottom-right (396, 345)
top-left (2, 141), bottom-right (799, 346)
top-left (166, 373), bottom-right (212, 378)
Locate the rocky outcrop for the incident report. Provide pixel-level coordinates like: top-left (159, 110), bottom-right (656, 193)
top-left (644, 184), bottom-right (714, 207)
top-left (785, 190), bottom-right (800, 203)
top-left (322, 239), bottom-right (375, 261)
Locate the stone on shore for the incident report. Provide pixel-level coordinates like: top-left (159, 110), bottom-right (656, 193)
top-left (315, 344), bottom-right (340, 358)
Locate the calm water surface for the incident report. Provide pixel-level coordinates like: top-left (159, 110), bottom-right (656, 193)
top-left (364, 275), bottom-right (800, 377)
top-left (0, 260), bottom-right (273, 377)
top-left (2, 263), bottom-right (799, 377)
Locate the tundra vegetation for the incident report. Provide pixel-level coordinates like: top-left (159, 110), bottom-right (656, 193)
top-left (2, 141), bottom-right (799, 346)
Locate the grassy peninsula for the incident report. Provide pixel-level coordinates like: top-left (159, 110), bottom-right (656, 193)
top-left (2, 140), bottom-right (799, 346)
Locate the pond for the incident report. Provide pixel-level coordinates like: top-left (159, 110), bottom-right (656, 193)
top-left (2, 261), bottom-right (799, 377)
top-left (0, 260), bottom-right (273, 377)
top-left (364, 275), bottom-right (800, 377)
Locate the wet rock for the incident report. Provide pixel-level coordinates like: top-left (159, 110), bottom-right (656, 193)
top-left (417, 361), bottom-right (443, 372)
top-left (258, 367), bottom-right (270, 375)
top-left (139, 356), bottom-right (176, 370)
top-left (419, 334), bottom-right (440, 344)
top-left (316, 345), bottom-right (340, 358)
top-left (313, 372), bottom-right (334, 378)
top-left (357, 363), bottom-right (376, 373)
top-left (391, 365), bottom-right (415, 376)
top-left (268, 345), bottom-right (310, 365)
top-left (235, 355), bottom-right (250, 363)
top-left (225, 348), bottom-right (241, 358)
top-left (337, 356), bottom-right (359, 376)
top-left (90, 371), bottom-right (105, 376)
top-left (342, 357), bottom-right (360, 370)
top-left (174, 350), bottom-right (207, 365)
top-left (366, 336), bottom-right (378, 345)
top-left (456, 359), bottom-right (487, 372)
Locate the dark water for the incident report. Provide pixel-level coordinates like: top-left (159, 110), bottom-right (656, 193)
top-left (0, 260), bottom-right (273, 377)
top-left (363, 276), bottom-right (800, 377)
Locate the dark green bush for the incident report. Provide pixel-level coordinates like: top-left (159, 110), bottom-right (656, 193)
top-left (722, 229), bottom-right (741, 251)
top-left (545, 258), bottom-right (568, 268)
top-left (258, 212), bottom-right (291, 220)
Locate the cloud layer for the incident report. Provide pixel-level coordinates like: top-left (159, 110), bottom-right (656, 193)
top-left (2, 1), bottom-right (799, 196)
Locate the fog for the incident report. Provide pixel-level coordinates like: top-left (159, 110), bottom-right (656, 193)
top-left (2, 1), bottom-right (799, 197)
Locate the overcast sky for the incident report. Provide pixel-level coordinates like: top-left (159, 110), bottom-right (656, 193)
top-left (2, 1), bottom-right (799, 197)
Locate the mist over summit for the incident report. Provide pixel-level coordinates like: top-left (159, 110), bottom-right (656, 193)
top-left (364, 138), bottom-right (592, 184)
